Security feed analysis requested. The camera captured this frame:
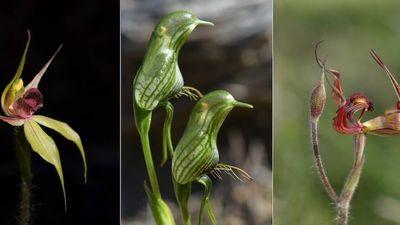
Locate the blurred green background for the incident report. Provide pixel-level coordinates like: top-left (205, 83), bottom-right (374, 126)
top-left (274, 0), bottom-right (400, 225)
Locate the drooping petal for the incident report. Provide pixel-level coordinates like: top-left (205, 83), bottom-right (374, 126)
top-left (23, 119), bottom-right (66, 209)
top-left (0, 115), bottom-right (24, 126)
top-left (197, 175), bottom-right (217, 225)
top-left (329, 69), bottom-right (346, 107)
top-left (1, 31), bottom-right (30, 116)
top-left (32, 115), bottom-right (87, 182)
top-left (24, 44), bottom-right (63, 91)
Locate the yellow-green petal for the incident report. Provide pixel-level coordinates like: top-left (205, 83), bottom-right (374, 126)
top-left (32, 115), bottom-right (87, 182)
top-left (23, 119), bottom-right (66, 209)
top-left (1, 31), bottom-right (30, 115)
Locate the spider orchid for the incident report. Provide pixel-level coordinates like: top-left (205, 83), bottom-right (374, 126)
top-left (0, 31), bottom-right (87, 209)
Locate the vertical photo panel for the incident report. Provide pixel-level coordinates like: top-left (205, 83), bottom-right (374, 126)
top-left (121, 1), bottom-right (272, 225)
top-left (274, 0), bottom-right (400, 224)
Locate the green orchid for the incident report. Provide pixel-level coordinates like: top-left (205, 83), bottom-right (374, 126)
top-left (172, 90), bottom-right (253, 225)
top-left (0, 31), bottom-right (87, 209)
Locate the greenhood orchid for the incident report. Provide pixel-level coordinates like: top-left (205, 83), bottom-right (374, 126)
top-left (0, 31), bottom-right (87, 209)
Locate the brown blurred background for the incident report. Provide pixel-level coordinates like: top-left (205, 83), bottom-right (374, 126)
top-left (121, 0), bottom-right (272, 224)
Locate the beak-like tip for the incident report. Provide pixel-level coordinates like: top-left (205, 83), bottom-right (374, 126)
top-left (196, 19), bottom-right (214, 27)
top-left (233, 101), bottom-right (253, 109)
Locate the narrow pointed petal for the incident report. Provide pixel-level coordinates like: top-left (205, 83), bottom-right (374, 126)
top-left (25, 44), bottom-right (63, 91)
top-left (32, 115), bottom-right (87, 182)
top-left (196, 19), bottom-right (214, 26)
top-left (197, 175), bottom-right (217, 225)
top-left (0, 115), bottom-right (24, 126)
top-left (370, 49), bottom-right (400, 103)
top-left (1, 30), bottom-right (31, 115)
top-left (23, 119), bottom-right (66, 209)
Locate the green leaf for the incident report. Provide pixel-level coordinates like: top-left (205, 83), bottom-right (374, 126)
top-left (1, 30), bottom-right (30, 115)
top-left (32, 115), bottom-right (87, 182)
top-left (144, 182), bottom-right (176, 225)
top-left (23, 119), bottom-right (66, 209)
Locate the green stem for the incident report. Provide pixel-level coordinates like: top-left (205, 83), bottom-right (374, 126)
top-left (14, 127), bottom-right (32, 225)
top-left (134, 102), bottom-right (161, 199)
top-left (173, 180), bottom-right (192, 225)
top-left (337, 134), bottom-right (366, 225)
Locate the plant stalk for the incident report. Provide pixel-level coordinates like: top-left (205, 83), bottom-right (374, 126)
top-left (337, 134), bottom-right (366, 225)
top-left (310, 120), bottom-right (338, 202)
top-left (14, 127), bottom-right (32, 225)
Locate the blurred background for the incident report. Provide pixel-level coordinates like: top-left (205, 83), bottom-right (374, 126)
top-left (274, 0), bottom-right (400, 224)
top-left (0, 0), bottom-right (119, 224)
top-left (121, 0), bottom-right (271, 225)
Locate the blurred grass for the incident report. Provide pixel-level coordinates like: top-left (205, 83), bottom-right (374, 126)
top-left (274, 0), bottom-right (400, 225)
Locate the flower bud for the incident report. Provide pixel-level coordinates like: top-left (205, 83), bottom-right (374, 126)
top-left (310, 68), bottom-right (326, 122)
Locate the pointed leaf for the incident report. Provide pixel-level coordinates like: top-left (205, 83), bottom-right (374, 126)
top-left (1, 31), bottom-right (30, 115)
top-left (32, 115), bottom-right (87, 182)
top-left (23, 119), bottom-right (66, 209)
top-left (25, 44), bottom-right (63, 90)
top-left (144, 182), bottom-right (176, 225)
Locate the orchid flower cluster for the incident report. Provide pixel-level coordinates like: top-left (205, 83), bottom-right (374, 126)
top-left (133, 11), bottom-right (253, 225)
top-left (1, 31), bottom-right (87, 211)
top-left (310, 43), bottom-right (400, 225)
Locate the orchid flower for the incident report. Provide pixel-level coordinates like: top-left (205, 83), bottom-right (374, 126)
top-left (362, 50), bottom-right (400, 135)
top-left (0, 31), bottom-right (87, 209)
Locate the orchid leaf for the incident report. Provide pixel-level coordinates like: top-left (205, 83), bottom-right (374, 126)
top-left (144, 182), bottom-right (176, 225)
top-left (25, 44), bottom-right (63, 91)
top-left (32, 115), bottom-right (87, 182)
top-left (23, 119), bottom-right (66, 209)
top-left (197, 175), bottom-right (217, 225)
top-left (1, 31), bottom-right (30, 115)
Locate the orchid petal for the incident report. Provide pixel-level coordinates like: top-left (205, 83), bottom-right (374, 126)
top-left (197, 175), bottom-right (217, 225)
top-left (0, 115), bottom-right (24, 126)
top-left (1, 31), bottom-right (30, 116)
top-left (23, 119), bottom-right (66, 209)
top-left (25, 44), bottom-right (63, 91)
top-left (370, 49), bottom-right (400, 102)
top-left (32, 115), bottom-right (87, 182)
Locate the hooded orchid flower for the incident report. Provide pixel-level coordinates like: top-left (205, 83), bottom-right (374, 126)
top-left (0, 31), bottom-right (87, 209)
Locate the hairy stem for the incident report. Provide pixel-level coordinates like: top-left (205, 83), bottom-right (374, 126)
top-left (14, 127), bottom-right (32, 225)
top-left (337, 134), bottom-right (366, 225)
top-left (310, 120), bottom-right (338, 202)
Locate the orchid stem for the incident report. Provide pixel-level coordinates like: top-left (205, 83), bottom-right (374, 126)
top-left (310, 120), bottom-right (338, 202)
top-left (337, 134), bottom-right (366, 225)
top-left (14, 127), bottom-right (32, 225)
top-left (134, 103), bottom-right (161, 199)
